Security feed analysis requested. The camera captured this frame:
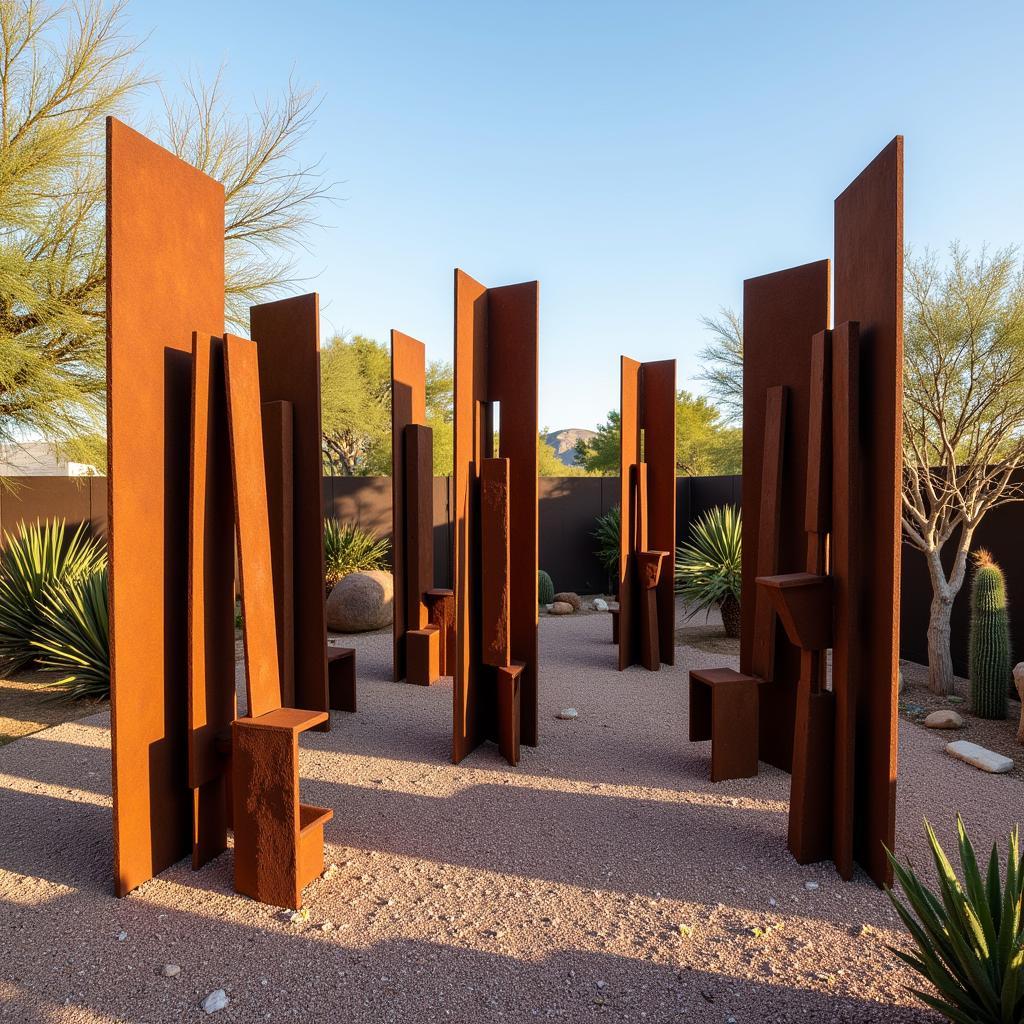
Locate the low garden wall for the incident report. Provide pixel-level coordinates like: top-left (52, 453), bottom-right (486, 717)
top-left (0, 473), bottom-right (1016, 676)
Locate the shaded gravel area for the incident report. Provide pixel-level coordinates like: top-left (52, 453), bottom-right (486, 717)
top-left (0, 603), bottom-right (1021, 1022)
top-left (0, 671), bottom-right (107, 747)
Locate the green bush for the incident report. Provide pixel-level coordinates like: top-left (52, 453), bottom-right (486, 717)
top-left (886, 816), bottom-right (1024, 1024)
top-left (324, 519), bottom-right (390, 593)
top-left (969, 550), bottom-right (1010, 719)
top-left (34, 568), bottom-right (109, 700)
top-left (538, 570), bottom-right (554, 605)
top-left (592, 505), bottom-right (620, 581)
top-left (674, 505), bottom-right (742, 638)
top-left (0, 519), bottom-right (107, 673)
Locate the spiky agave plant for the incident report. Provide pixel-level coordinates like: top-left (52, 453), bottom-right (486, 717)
top-left (886, 817), bottom-right (1024, 1024)
top-left (34, 568), bottom-right (109, 700)
top-left (323, 519), bottom-right (390, 594)
top-left (592, 505), bottom-right (621, 582)
top-left (0, 519), bottom-right (107, 673)
top-left (674, 505), bottom-right (742, 638)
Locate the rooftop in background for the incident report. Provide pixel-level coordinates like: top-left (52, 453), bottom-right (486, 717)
top-left (0, 442), bottom-right (99, 477)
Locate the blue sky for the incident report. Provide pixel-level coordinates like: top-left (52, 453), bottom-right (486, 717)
top-left (126, 0), bottom-right (1024, 431)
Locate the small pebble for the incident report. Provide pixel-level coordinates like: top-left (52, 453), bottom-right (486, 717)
top-left (803, 881), bottom-right (819, 891)
top-left (160, 964), bottom-right (181, 978)
top-left (116, 931), bottom-right (128, 942)
top-left (557, 708), bottom-right (578, 720)
top-left (200, 989), bottom-right (229, 1014)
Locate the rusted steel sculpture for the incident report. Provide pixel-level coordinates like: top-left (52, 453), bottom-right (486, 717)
top-left (689, 137), bottom-right (903, 887)
top-left (391, 331), bottom-right (453, 686)
top-left (617, 358), bottom-right (676, 671)
top-left (452, 270), bottom-right (539, 765)
top-left (109, 119), bottom-right (331, 908)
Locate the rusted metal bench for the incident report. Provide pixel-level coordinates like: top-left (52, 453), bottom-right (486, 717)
top-left (688, 668), bottom-right (761, 782)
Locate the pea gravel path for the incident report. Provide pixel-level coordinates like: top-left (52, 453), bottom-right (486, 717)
top-left (1, 603), bottom-right (1020, 1022)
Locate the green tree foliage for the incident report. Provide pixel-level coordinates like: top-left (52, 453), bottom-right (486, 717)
top-left (321, 333), bottom-right (454, 475)
top-left (573, 393), bottom-right (740, 476)
top-left (0, 0), bottom-right (331, 468)
top-left (538, 429), bottom-right (588, 477)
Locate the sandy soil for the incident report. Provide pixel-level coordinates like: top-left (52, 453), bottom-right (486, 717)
top-left (0, 671), bottom-right (107, 747)
top-left (0, 605), bottom-right (1020, 1023)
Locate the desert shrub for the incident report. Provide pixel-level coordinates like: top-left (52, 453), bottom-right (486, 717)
top-left (0, 519), bottom-right (107, 673)
top-left (886, 816), bottom-right (1024, 1024)
top-left (34, 568), bottom-right (109, 699)
top-left (969, 550), bottom-right (1010, 719)
top-left (674, 504), bottom-right (741, 638)
top-left (538, 570), bottom-right (554, 605)
top-left (592, 505), bottom-right (620, 580)
top-left (324, 519), bottom-right (390, 593)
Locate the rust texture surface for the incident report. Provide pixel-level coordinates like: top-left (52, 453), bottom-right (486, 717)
top-left (741, 262), bottom-right (830, 770)
top-left (261, 399), bottom-right (295, 707)
top-left (251, 295), bottom-right (329, 719)
top-left (390, 331), bottom-right (428, 681)
top-left (224, 334), bottom-right (283, 720)
top-left (833, 136), bottom-right (903, 886)
top-left (618, 357), bottom-right (676, 671)
top-left (188, 334), bottom-right (235, 869)
top-left (453, 270), bottom-right (539, 763)
top-left (107, 117), bottom-right (225, 896)
top-left (481, 458), bottom-right (511, 668)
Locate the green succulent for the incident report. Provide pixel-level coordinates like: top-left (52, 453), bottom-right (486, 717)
top-left (323, 519), bottom-right (390, 593)
top-left (674, 504), bottom-right (741, 637)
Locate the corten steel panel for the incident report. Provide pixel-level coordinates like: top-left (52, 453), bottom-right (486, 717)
top-left (641, 359), bottom-right (677, 666)
top-left (390, 331), bottom-right (428, 680)
top-left (106, 117), bottom-right (224, 896)
top-left (480, 458), bottom-right (511, 668)
top-left (452, 270), bottom-right (540, 761)
top-left (741, 262), bottom-right (830, 772)
top-left (834, 136), bottom-right (903, 887)
top-left (188, 335), bottom-right (236, 869)
top-left (618, 357), bottom-right (641, 670)
top-left (262, 400), bottom-right (296, 707)
top-left (453, 269), bottom-right (490, 763)
top-left (404, 425), bottom-right (434, 633)
top-left (487, 281), bottom-right (539, 747)
top-left (223, 333), bottom-right (284, 720)
top-left (251, 295), bottom-right (329, 721)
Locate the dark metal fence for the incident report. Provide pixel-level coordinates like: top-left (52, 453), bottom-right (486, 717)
top-left (1, 473), bottom-right (1012, 675)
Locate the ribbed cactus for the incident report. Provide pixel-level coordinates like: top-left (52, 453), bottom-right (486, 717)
top-left (969, 550), bottom-right (1010, 720)
top-left (538, 570), bottom-right (554, 606)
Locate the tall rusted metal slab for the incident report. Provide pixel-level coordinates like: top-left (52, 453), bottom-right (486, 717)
top-left (742, 262), bottom-right (830, 771)
top-left (833, 137), bottom-right (903, 887)
top-left (188, 334), bottom-right (236, 869)
top-left (618, 358), bottom-right (676, 670)
top-left (391, 331), bottom-right (429, 681)
top-left (251, 295), bottom-right (329, 721)
top-left (107, 117), bottom-right (225, 896)
top-left (453, 270), bottom-right (539, 763)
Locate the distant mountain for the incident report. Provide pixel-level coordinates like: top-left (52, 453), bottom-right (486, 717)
top-left (543, 428), bottom-right (596, 468)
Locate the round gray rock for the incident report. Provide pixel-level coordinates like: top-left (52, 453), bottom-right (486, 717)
top-left (549, 601), bottom-right (574, 615)
top-left (326, 570), bottom-right (394, 632)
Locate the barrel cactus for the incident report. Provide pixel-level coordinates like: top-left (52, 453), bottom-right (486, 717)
top-left (538, 570), bottom-right (554, 606)
top-left (969, 550), bottom-right (1010, 720)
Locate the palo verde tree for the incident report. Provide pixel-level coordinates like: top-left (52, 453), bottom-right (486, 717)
top-left (696, 245), bottom-right (1024, 696)
top-left (0, 0), bottom-right (331, 467)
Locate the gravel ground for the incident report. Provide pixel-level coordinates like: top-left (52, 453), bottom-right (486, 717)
top-left (0, 671), bottom-right (107, 747)
top-left (0, 604), bottom-right (1021, 1023)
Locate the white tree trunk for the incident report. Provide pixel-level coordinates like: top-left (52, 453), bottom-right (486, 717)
top-left (927, 593), bottom-right (955, 696)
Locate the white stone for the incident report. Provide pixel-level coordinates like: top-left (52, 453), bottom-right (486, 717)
top-left (201, 990), bottom-right (229, 1014)
top-left (160, 964), bottom-right (180, 978)
top-left (946, 740), bottom-right (1014, 774)
top-left (557, 708), bottom-right (578, 720)
top-left (924, 709), bottom-right (964, 730)
top-left (803, 881), bottom-right (819, 891)
top-left (593, 598), bottom-right (608, 612)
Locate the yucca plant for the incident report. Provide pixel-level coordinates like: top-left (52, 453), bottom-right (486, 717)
top-left (34, 568), bottom-right (110, 700)
top-left (887, 817), bottom-right (1024, 1024)
top-left (592, 505), bottom-right (621, 586)
top-left (0, 519), bottom-right (107, 672)
top-left (674, 505), bottom-right (742, 638)
top-left (323, 519), bottom-right (390, 593)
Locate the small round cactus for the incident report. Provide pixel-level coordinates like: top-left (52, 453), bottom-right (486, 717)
top-left (538, 569), bottom-right (554, 606)
top-left (969, 549), bottom-right (1010, 720)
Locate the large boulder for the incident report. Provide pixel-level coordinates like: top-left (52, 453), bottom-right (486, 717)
top-left (327, 570), bottom-right (393, 632)
top-left (552, 592), bottom-right (582, 612)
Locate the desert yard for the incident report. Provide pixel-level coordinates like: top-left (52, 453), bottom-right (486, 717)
top-left (0, 603), bottom-right (1019, 1023)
